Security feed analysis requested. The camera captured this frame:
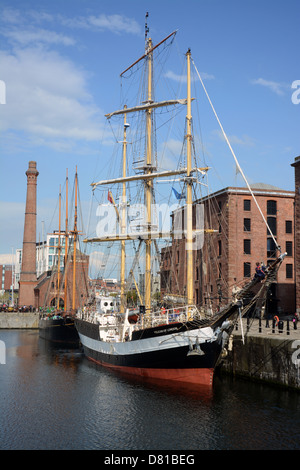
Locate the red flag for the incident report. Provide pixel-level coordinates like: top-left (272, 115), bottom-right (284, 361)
top-left (107, 191), bottom-right (113, 204)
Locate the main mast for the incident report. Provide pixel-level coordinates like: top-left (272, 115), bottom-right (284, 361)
top-left (72, 167), bottom-right (78, 312)
top-left (120, 106), bottom-right (128, 314)
top-left (145, 36), bottom-right (153, 319)
top-left (186, 49), bottom-right (194, 307)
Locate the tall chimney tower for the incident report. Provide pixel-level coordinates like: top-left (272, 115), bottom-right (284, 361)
top-left (18, 161), bottom-right (39, 307)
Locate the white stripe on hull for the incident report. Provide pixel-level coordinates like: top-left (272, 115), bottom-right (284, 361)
top-left (78, 326), bottom-right (215, 357)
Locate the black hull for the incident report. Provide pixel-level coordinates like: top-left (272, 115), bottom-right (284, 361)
top-left (75, 318), bottom-right (225, 386)
top-left (39, 317), bottom-right (80, 346)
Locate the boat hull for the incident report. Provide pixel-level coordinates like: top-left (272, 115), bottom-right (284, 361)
top-left (39, 317), bottom-right (80, 346)
top-left (75, 318), bottom-right (224, 387)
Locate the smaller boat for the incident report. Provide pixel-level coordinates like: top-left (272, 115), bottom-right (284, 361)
top-left (39, 168), bottom-right (84, 347)
top-left (39, 312), bottom-right (79, 346)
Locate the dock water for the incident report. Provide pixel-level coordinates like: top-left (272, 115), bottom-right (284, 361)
top-left (0, 313), bottom-right (299, 390)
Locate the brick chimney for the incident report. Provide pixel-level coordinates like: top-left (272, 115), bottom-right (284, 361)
top-left (18, 161), bottom-right (39, 307)
top-left (291, 156), bottom-right (300, 313)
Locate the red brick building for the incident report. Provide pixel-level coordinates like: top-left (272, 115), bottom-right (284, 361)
top-left (0, 265), bottom-right (13, 291)
top-left (291, 156), bottom-right (300, 314)
top-left (160, 184), bottom-right (295, 315)
top-left (34, 251), bottom-right (89, 311)
top-left (34, 249), bottom-right (89, 311)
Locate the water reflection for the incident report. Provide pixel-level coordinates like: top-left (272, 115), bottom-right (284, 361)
top-left (38, 337), bottom-right (83, 372)
top-left (104, 366), bottom-right (214, 403)
top-left (1, 330), bottom-right (299, 450)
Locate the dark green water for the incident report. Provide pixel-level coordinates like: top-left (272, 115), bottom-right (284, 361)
top-left (0, 330), bottom-right (299, 450)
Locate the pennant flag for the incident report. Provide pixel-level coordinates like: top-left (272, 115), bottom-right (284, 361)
top-left (172, 187), bottom-right (185, 200)
top-left (107, 190), bottom-right (113, 204)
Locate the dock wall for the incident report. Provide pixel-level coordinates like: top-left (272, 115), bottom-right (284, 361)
top-left (220, 319), bottom-right (300, 390)
top-left (0, 312), bottom-right (39, 329)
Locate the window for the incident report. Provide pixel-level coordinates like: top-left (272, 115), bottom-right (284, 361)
top-left (286, 264), bottom-right (293, 279)
top-left (244, 199), bottom-right (251, 211)
top-left (267, 216), bottom-right (277, 236)
top-left (218, 263), bottom-right (222, 279)
top-left (267, 238), bottom-right (277, 258)
top-left (244, 218), bottom-right (251, 231)
top-left (218, 201), bottom-right (222, 213)
top-left (244, 239), bottom-right (251, 254)
top-left (286, 241), bottom-right (293, 256)
top-left (218, 240), bottom-right (222, 256)
top-left (286, 220), bottom-right (292, 234)
top-left (244, 262), bottom-right (251, 277)
top-left (267, 200), bottom-right (277, 215)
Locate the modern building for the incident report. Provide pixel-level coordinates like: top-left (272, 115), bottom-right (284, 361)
top-left (160, 183), bottom-right (295, 315)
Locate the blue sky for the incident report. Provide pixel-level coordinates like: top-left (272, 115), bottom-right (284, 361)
top-left (0, 0), bottom-right (299, 270)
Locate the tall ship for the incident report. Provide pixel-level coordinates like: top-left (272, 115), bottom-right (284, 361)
top-left (39, 169), bottom-right (86, 346)
top-left (75, 21), bottom-right (286, 387)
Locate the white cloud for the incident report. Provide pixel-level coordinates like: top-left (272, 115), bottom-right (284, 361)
top-left (87, 14), bottom-right (142, 35)
top-left (213, 130), bottom-right (255, 147)
top-left (1, 7), bottom-right (142, 37)
top-left (165, 70), bottom-right (215, 83)
top-left (3, 28), bottom-right (76, 47)
top-left (0, 47), bottom-right (103, 145)
top-left (251, 78), bottom-right (289, 96)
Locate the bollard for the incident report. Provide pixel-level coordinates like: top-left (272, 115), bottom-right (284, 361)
top-left (278, 320), bottom-right (284, 333)
top-left (272, 319), bottom-right (275, 334)
top-left (287, 320), bottom-right (290, 336)
top-left (266, 318), bottom-right (269, 328)
top-left (259, 317), bottom-right (262, 333)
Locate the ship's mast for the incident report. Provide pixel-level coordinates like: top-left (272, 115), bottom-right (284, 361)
top-left (64, 169), bottom-right (69, 312)
top-left (120, 106), bottom-right (128, 314)
top-left (186, 49), bottom-right (194, 306)
top-left (56, 184), bottom-right (62, 310)
top-left (145, 36), bottom-right (153, 319)
top-left (72, 167), bottom-right (78, 312)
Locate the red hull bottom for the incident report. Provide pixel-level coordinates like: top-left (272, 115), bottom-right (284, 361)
top-left (87, 356), bottom-right (214, 387)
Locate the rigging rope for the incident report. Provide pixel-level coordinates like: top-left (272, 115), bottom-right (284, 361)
top-left (191, 59), bottom-right (280, 252)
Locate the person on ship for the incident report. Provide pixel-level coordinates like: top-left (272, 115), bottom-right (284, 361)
top-left (254, 262), bottom-right (266, 281)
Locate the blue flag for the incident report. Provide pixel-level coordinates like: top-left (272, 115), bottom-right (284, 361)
top-left (172, 187), bottom-right (185, 200)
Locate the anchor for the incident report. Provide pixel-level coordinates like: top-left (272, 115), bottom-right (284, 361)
top-left (187, 337), bottom-right (205, 356)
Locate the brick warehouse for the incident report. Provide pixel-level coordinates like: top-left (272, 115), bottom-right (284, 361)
top-left (34, 248), bottom-right (89, 311)
top-left (160, 183), bottom-right (295, 316)
top-left (291, 156), bottom-right (300, 313)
